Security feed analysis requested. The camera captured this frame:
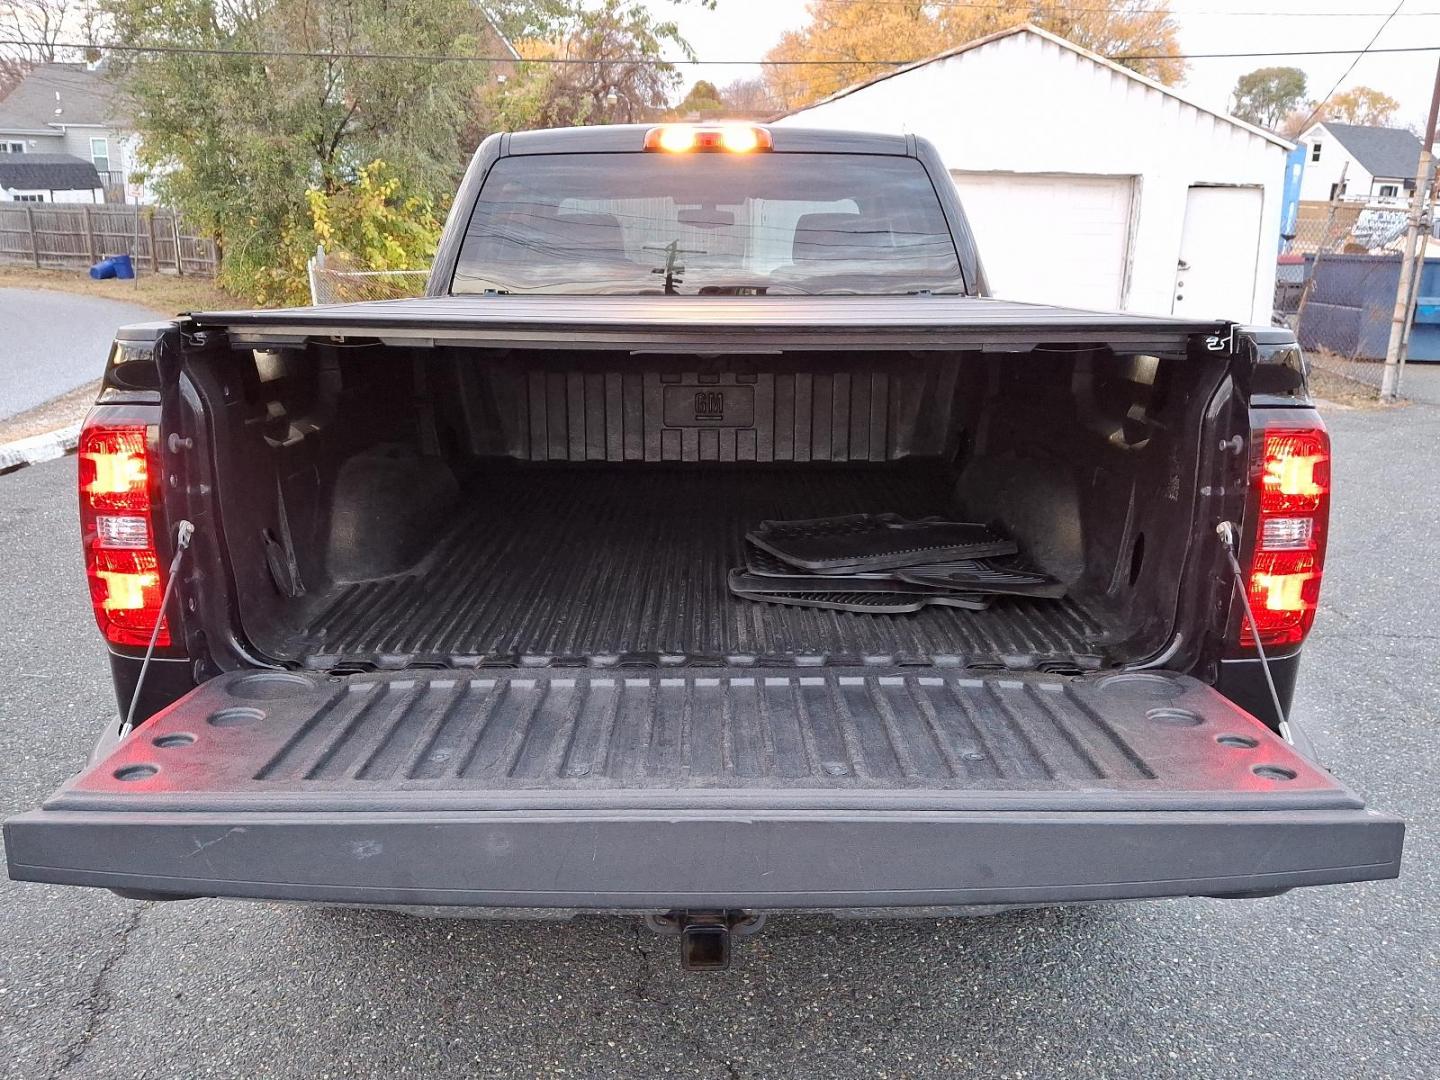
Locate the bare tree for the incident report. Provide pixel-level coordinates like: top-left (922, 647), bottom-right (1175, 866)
top-left (0, 0), bottom-right (82, 59)
top-left (0, 0), bottom-right (96, 96)
top-left (718, 77), bottom-right (781, 119)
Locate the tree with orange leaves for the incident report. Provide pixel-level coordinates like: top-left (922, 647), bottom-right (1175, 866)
top-left (763, 0), bottom-right (1184, 112)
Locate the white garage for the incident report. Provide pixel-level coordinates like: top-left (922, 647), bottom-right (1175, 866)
top-left (949, 172), bottom-right (1134, 310)
top-left (775, 24), bottom-right (1291, 324)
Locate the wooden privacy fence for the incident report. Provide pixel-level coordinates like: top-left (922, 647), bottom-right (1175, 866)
top-left (0, 204), bottom-right (218, 276)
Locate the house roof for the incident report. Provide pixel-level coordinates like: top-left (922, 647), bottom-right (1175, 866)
top-left (0, 153), bottom-right (102, 191)
top-left (1313, 122), bottom-right (1420, 181)
top-left (475, 4), bottom-right (521, 61)
top-left (777, 23), bottom-right (1293, 151)
top-left (0, 64), bottom-right (130, 133)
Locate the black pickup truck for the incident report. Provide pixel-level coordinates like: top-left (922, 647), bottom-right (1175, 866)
top-left (5, 123), bottom-right (1402, 967)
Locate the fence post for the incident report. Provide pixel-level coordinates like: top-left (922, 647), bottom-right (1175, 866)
top-left (170, 213), bottom-right (184, 276)
top-left (25, 204), bottom-right (40, 268)
top-left (308, 244), bottom-right (326, 304)
top-left (147, 210), bottom-right (160, 272)
top-left (84, 205), bottom-right (98, 263)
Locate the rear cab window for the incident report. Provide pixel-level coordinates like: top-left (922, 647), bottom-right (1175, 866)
top-left (451, 152), bottom-right (964, 296)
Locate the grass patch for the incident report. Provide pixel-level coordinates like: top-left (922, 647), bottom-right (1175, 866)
top-left (0, 380), bottom-right (98, 445)
top-left (0, 266), bottom-right (247, 317)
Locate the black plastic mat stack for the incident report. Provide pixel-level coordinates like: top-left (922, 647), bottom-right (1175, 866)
top-left (731, 513), bottom-right (1065, 614)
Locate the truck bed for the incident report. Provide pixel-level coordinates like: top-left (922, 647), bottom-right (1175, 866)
top-left (278, 465), bottom-right (1107, 669)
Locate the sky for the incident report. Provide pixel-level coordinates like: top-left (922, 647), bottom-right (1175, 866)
top-left (650, 0), bottom-right (1440, 129)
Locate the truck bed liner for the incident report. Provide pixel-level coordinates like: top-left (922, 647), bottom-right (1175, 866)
top-left (48, 669), bottom-right (1356, 810)
top-left (284, 466), bottom-right (1106, 669)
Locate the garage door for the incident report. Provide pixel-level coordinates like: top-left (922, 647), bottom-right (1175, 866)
top-left (950, 172), bottom-right (1135, 311)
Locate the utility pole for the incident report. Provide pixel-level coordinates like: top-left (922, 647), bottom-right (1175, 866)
top-left (1381, 58), bottom-right (1440, 401)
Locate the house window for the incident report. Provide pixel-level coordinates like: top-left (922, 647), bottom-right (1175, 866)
top-left (90, 137), bottom-right (110, 173)
top-left (1, 141), bottom-right (24, 153)
top-left (1311, 142), bottom-right (1322, 163)
top-left (1379, 184), bottom-right (1399, 198)
top-left (12, 193), bottom-right (44, 202)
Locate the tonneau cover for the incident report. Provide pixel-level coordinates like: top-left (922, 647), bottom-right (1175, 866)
top-left (191, 295), bottom-right (1233, 351)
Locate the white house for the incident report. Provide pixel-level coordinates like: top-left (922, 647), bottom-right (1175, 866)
top-left (775, 24), bottom-right (1292, 324)
top-left (1293, 122), bottom-right (1421, 204)
top-left (0, 63), bottom-right (149, 203)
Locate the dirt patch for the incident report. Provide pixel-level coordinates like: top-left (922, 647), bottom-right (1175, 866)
top-left (1306, 359), bottom-right (1396, 411)
top-left (0, 381), bottom-right (99, 444)
top-left (0, 266), bottom-right (245, 317)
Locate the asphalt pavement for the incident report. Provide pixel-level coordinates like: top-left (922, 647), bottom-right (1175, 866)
top-left (0, 289), bottom-right (158, 421)
top-left (0, 403), bottom-right (1436, 1079)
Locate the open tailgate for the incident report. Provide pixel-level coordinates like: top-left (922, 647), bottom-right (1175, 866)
top-left (6, 669), bottom-right (1402, 908)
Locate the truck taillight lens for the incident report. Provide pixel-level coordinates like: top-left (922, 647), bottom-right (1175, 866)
top-left (1240, 425), bottom-right (1330, 649)
top-left (78, 416), bottom-right (170, 647)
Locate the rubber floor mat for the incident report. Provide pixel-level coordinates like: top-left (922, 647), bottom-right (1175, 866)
top-left (728, 569), bottom-right (972, 597)
top-left (744, 544), bottom-right (1065, 599)
top-left (893, 558), bottom-right (1066, 598)
top-left (731, 589), bottom-right (991, 614)
top-left (745, 545), bottom-right (891, 580)
top-left (748, 514), bottom-right (1018, 574)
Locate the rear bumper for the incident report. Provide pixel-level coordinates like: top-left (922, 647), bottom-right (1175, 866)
top-left (5, 805), bottom-right (1403, 908)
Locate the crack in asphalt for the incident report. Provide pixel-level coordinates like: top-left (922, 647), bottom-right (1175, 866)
top-left (45, 903), bottom-right (147, 1079)
top-left (630, 921), bottom-right (655, 1001)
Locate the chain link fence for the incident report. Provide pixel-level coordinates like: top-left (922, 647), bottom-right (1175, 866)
top-left (1275, 197), bottom-right (1434, 400)
top-left (307, 246), bottom-right (430, 304)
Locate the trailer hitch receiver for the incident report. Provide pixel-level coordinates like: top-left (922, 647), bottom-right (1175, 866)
top-left (644, 910), bottom-right (766, 971)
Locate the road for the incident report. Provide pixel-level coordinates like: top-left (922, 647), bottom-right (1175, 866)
top-left (1397, 361), bottom-right (1440, 406)
top-left (0, 289), bottom-right (157, 421)
top-left (0, 404), bottom-right (1435, 1079)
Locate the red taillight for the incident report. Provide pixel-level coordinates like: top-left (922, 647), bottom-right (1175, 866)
top-left (79, 415), bottom-right (170, 647)
top-left (1239, 424), bottom-right (1330, 649)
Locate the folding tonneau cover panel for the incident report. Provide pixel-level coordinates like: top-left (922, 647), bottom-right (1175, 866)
top-left (190, 295), bottom-right (1234, 352)
top-left (6, 670), bottom-right (1402, 907)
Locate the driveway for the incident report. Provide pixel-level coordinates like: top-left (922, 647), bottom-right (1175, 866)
top-left (0, 404), bottom-right (1435, 1079)
top-left (1398, 360), bottom-right (1440, 406)
top-left (0, 288), bottom-right (158, 421)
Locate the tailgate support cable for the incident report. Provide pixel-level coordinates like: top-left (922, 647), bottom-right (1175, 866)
top-left (1216, 521), bottom-right (1291, 743)
top-left (120, 519), bottom-right (195, 738)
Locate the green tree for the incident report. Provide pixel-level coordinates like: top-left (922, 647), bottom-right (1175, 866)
top-left (486, 0), bottom-right (693, 129)
top-left (676, 78), bottom-right (724, 118)
top-left (1230, 66), bottom-right (1307, 130)
top-left (103, 0), bottom-right (486, 301)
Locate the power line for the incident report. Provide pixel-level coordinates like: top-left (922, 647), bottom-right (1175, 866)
top-left (4, 36), bottom-right (1440, 65)
top-left (1291, 0), bottom-right (1409, 133)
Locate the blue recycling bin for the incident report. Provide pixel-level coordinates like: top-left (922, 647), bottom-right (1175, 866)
top-left (89, 253), bottom-right (135, 280)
